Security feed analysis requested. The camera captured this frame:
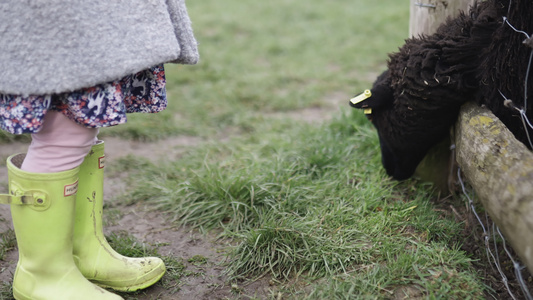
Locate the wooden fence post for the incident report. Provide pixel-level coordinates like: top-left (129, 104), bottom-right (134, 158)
top-left (409, 0), bottom-right (475, 192)
top-left (409, 0), bottom-right (476, 37)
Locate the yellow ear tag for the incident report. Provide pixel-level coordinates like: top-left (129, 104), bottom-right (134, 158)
top-left (350, 89), bottom-right (372, 114)
top-left (350, 89), bottom-right (372, 105)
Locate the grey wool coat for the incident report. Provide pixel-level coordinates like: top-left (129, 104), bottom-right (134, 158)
top-left (0, 0), bottom-right (199, 96)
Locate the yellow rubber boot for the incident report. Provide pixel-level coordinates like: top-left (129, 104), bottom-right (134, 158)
top-left (73, 141), bottom-right (165, 292)
top-left (5, 154), bottom-right (122, 300)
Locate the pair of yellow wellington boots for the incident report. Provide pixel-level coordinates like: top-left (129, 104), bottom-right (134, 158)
top-left (0, 141), bottom-right (165, 300)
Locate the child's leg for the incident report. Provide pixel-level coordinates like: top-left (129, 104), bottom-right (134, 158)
top-left (5, 111), bottom-right (123, 299)
top-left (21, 111), bottom-right (98, 173)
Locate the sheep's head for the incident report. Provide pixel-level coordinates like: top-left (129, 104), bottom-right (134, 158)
top-left (349, 71), bottom-right (393, 118)
top-left (350, 70), bottom-right (453, 180)
top-left (347, 1), bottom-right (500, 181)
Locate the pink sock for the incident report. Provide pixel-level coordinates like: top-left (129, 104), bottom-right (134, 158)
top-left (21, 111), bottom-right (98, 173)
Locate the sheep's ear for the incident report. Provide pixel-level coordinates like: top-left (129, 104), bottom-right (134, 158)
top-left (349, 70), bottom-right (394, 114)
top-left (349, 85), bottom-right (394, 113)
top-left (349, 89), bottom-right (373, 114)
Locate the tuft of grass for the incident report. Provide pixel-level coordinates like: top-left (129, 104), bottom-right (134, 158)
top-left (0, 282), bottom-right (13, 300)
top-left (227, 212), bottom-right (374, 280)
top-left (106, 231), bottom-right (160, 258)
top-left (188, 255), bottom-right (209, 266)
top-left (0, 229), bottom-right (16, 261)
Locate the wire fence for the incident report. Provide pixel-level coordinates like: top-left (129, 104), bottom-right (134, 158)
top-left (456, 1), bottom-right (533, 298)
top-left (457, 169), bottom-right (532, 299)
top-left (498, 4), bottom-right (533, 149)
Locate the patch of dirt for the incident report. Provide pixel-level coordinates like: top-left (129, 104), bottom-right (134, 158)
top-left (105, 205), bottom-right (275, 300)
top-left (103, 136), bottom-right (204, 163)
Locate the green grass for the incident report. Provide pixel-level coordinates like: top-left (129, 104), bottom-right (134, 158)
top-left (117, 109), bottom-right (485, 298)
top-left (0, 0), bottom-right (491, 298)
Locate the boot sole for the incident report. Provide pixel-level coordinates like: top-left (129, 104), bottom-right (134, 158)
top-left (91, 265), bottom-right (166, 292)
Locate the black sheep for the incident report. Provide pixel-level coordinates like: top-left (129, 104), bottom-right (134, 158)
top-left (350, 1), bottom-right (500, 180)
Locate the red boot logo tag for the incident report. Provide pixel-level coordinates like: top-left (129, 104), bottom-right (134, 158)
top-left (99, 155), bottom-right (106, 169)
top-left (64, 180), bottom-right (79, 197)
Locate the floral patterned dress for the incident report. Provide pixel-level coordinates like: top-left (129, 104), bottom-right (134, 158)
top-left (0, 65), bottom-right (167, 135)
